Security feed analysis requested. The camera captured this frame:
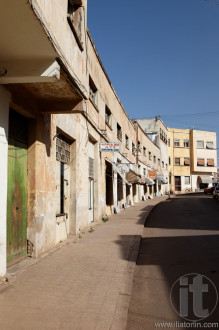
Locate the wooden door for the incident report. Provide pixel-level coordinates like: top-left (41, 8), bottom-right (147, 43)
top-left (175, 176), bottom-right (181, 191)
top-left (7, 110), bottom-right (28, 264)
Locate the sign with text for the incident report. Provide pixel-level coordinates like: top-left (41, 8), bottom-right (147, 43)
top-left (148, 170), bottom-right (156, 179)
top-left (100, 142), bottom-right (121, 152)
top-left (115, 163), bottom-right (130, 173)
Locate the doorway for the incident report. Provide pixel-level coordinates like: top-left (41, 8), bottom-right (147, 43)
top-left (175, 176), bottom-right (181, 191)
top-left (7, 109), bottom-right (28, 264)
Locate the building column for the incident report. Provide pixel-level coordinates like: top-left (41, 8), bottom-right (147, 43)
top-left (0, 86), bottom-right (10, 276)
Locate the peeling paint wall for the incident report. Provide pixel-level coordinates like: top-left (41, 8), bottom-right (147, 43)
top-left (34, 0), bottom-right (88, 92)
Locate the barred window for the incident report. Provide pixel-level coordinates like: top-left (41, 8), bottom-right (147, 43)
top-left (56, 135), bottom-right (71, 164)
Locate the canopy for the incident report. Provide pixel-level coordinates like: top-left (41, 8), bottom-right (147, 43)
top-left (146, 177), bottom-right (155, 186)
top-left (126, 169), bottom-right (141, 184)
top-left (197, 176), bottom-right (212, 184)
top-left (112, 164), bottom-right (131, 186)
top-left (156, 173), bottom-right (168, 184)
top-left (105, 159), bottom-right (131, 186)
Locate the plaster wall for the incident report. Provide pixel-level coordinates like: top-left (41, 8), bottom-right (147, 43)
top-left (0, 86), bottom-right (10, 276)
top-left (34, 0), bottom-right (88, 91)
top-left (191, 130), bottom-right (217, 173)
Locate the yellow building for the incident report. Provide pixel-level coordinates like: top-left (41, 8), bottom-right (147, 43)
top-left (168, 127), bottom-right (217, 193)
top-left (168, 128), bottom-right (191, 192)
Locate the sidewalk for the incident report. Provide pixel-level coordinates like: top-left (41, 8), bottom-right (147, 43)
top-left (0, 196), bottom-right (167, 330)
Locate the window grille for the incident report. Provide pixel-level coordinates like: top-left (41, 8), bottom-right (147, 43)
top-left (56, 136), bottom-right (71, 164)
top-left (89, 157), bottom-right (94, 178)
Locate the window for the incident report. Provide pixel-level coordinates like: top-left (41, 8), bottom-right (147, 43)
top-left (143, 146), bottom-right (146, 156)
top-left (88, 157), bottom-right (94, 211)
top-left (143, 168), bottom-right (146, 176)
top-left (168, 138), bottom-right (170, 147)
top-left (197, 158), bottom-right (204, 166)
top-left (184, 157), bottom-right (190, 166)
top-left (169, 175), bottom-right (171, 184)
top-left (162, 161), bottom-right (164, 168)
top-left (184, 140), bottom-right (189, 148)
top-left (56, 134), bottom-right (72, 215)
top-left (160, 128), bottom-right (167, 144)
top-left (197, 140), bottom-right (204, 149)
top-left (56, 135), bottom-right (71, 164)
top-left (153, 155), bottom-right (156, 163)
top-left (149, 151), bottom-right (152, 160)
top-left (206, 141), bottom-right (214, 149)
top-left (67, 0), bottom-right (84, 51)
top-left (132, 143), bottom-right (136, 155)
top-left (207, 159), bottom-right (215, 166)
top-left (174, 139), bottom-right (180, 147)
top-left (185, 176), bottom-right (190, 184)
top-left (105, 105), bottom-right (112, 127)
top-left (125, 134), bottom-right (129, 149)
top-left (175, 157), bottom-right (180, 166)
top-left (89, 76), bottom-right (98, 106)
top-left (169, 156), bottom-right (171, 165)
top-left (117, 123), bottom-right (122, 141)
top-left (138, 141), bottom-right (141, 152)
top-left (158, 158), bottom-right (160, 166)
top-left (166, 163), bottom-right (168, 170)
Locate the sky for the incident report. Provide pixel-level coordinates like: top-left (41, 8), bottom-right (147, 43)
top-left (87, 0), bottom-right (219, 157)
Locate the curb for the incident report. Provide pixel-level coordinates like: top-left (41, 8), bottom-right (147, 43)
top-left (111, 197), bottom-right (168, 330)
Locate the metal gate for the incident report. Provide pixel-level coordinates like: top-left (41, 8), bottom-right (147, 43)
top-left (7, 110), bottom-right (28, 264)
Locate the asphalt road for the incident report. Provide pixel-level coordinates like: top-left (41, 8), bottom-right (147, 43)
top-left (127, 194), bottom-right (219, 329)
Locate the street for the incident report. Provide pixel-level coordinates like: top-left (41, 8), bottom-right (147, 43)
top-left (0, 197), bottom-right (166, 330)
top-left (127, 194), bottom-right (219, 329)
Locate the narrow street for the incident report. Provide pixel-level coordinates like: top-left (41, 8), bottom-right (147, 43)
top-left (127, 194), bottom-right (219, 329)
top-left (0, 197), bottom-right (166, 330)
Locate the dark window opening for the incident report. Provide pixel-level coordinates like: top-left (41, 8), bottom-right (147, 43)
top-left (105, 105), bottom-right (112, 127)
top-left (117, 123), bottom-right (122, 141)
top-left (60, 162), bottom-right (65, 214)
top-left (89, 76), bottom-right (98, 106)
top-left (67, 0), bottom-right (84, 51)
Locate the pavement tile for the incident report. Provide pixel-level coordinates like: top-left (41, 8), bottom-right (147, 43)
top-left (0, 197), bottom-right (167, 330)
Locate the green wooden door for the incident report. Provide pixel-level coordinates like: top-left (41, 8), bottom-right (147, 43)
top-left (7, 110), bottom-right (28, 264)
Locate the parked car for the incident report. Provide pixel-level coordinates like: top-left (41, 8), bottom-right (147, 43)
top-left (213, 186), bottom-right (219, 199)
top-left (204, 186), bottom-right (215, 194)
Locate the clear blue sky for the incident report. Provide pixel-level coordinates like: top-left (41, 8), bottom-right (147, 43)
top-left (88, 0), bottom-right (219, 156)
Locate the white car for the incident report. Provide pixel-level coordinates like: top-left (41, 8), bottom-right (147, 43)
top-left (213, 186), bottom-right (219, 199)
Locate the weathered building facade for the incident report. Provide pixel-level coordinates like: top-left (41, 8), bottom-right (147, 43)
top-left (0, 0), bottom-right (167, 276)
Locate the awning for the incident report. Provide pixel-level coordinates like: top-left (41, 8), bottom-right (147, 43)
top-left (112, 164), bottom-right (131, 186)
top-left (207, 159), bottom-right (215, 166)
top-left (126, 169), bottom-right (141, 184)
top-left (184, 158), bottom-right (190, 166)
top-left (198, 176), bottom-right (212, 184)
top-left (105, 159), bottom-right (131, 185)
top-left (197, 159), bottom-right (204, 166)
top-left (146, 177), bottom-right (155, 186)
top-left (157, 177), bottom-right (168, 184)
top-left (139, 176), bottom-right (146, 185)
top-left (156, 173), bottom-right (168, 184)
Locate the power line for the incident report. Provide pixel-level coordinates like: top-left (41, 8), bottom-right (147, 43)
top-left (159, 110), bottom-right (219, 118)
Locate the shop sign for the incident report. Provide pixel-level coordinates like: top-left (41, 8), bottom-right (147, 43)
top-left (148, 170), bottom-right (156, 179)
top-left (115, 163), bottom-right (130, 173)
top-left (100, 142), bottom-right (121, 152)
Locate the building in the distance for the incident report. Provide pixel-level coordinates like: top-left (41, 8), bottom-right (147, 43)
top-left (136, 118), bottom-right (169, 195)
top-left (168, 127), bottom-right (217, 192)
top-left (190, 129), bottom-right (217, 189)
